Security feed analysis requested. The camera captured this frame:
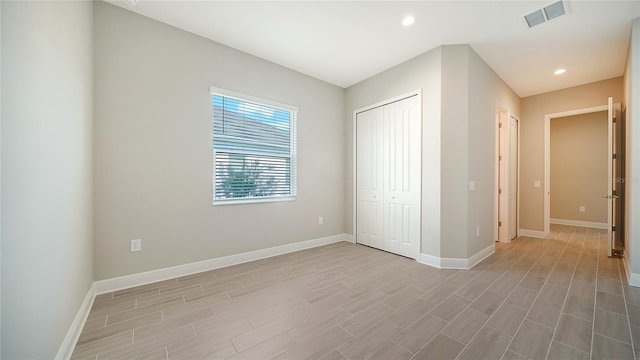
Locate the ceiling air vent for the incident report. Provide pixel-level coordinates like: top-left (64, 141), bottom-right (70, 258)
top-left (525, 10), bottom-right (546, 28)
top-left (524, 1), bottom-right (566, 28)
top-left (544, 1), bottom-right (566, 21)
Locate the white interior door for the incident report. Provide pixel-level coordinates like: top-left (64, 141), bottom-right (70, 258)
top-left (356, 107), bottom-right (383, 249)
top-left (497, 108), bottom-right (508, 243)
top-left (613, 103), bottom-right (624, 252)
top-left (607, 97), bottom-right (614, 257)
top-left (382, 96), bottom-right (421, 259)
top-left (509, 117), bottom-right (519, 240)
top-left (607, 97), bottom-right (624, 256)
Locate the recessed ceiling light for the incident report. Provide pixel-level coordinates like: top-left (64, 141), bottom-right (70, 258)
top-left (554, 69), bottom-right (566, 75)
top-left (402, 16), bottom-right (415, 27)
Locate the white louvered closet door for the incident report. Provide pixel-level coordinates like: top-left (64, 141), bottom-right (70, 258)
top-left (356, 94), bottom-right (421, 259)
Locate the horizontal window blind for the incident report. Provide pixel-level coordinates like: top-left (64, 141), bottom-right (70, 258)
top-left (212, 91), bottom-right (297, 203)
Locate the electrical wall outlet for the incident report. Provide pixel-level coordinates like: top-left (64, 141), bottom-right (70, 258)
top-left (469, 181), bottom-right (476, 191)
top-left (318, 217), bottom-right (323, 225)
top-left (476, 226), bottom-right (480, 237)
top-left (579, 206), bottom-right (586, 213)
top-left (131, 239), bottom-right (142, 252)
top-left (534, 181), bottom-right (541, 188)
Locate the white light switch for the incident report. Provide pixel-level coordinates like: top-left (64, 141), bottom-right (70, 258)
top-left (534, 181), bottom-right (541, 188)
top-left (469, 181), bottom-right (476, 191)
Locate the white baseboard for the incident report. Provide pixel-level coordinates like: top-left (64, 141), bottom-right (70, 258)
top-left (518, 229), bottom-right (548, 238)
top-left (55, 284), bottom-right (95, 360)
top-left (550, 218), bottom-right (608, 229)
top-left (417, 243), bottom-right (495, 270)
top-left (344, 234), bottom-right (355, 243)
top-left (94, 233), bottom-right (350, 294)
top-left (623, 256), bottom-right (640, 288)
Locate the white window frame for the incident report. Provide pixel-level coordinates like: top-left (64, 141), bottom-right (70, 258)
top-left (211, 86), bottom-right (297, 205)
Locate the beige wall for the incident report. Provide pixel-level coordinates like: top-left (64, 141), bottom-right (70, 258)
top-left (520, 77), bottom-right (623, 232)
top-left (550, 112), bottom-right (608, 224)
top-left (345, 45), bottom-right (519, 259)
top-left (94, 2), bottom-right (346, 280)
top-left (624, 18), bottom-right (640, 280)
top-left (1, 1), bottom-right (94, 358)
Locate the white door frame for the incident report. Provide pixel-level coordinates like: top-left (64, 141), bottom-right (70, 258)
top-left (543, 104), bottom-right (609, 235)
top-left (495, 105), bottom-right (520, 243)
top-left (510, 114), bottom-right (521, 241)
top-left (352, 89), bottom-right (422, 257)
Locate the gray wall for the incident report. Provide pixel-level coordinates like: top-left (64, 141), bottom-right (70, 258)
top-left (624, 18), bottom-right (640, 279)
top-left (345, 44), bottom-right (519, 260)
top-left (94, 2), bottom-right (346, 280)
top-left (440, 46), bottom-right (469, 258)
top-left (1, 1), bottom-right (94, 358)
top-left (344, 47), bottom-right (443, 258)
top-left (466, 47), bottom-right (520, 256)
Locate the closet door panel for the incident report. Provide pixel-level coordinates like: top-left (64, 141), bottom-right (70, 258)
top-left (356, 107), bottom-right (383, 249)
top-left (382, 96), bottom-right (421, 259)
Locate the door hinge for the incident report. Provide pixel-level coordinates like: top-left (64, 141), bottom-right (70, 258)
top-left (499, 155), bottom-right (503, 161)
top-left (612, 225), bottom-right (616, 232)
top-left (499, 189), bottom-right (503, 194)
top-left (613, 190), bottom-right (618, 196)
top-left (613, 154), bottom-right (617, 160)
top-left (499, 221), bottom-right (502, 227)
top-left (499, 123), bottom-right (503, 128)
top-left (613, 117), bottom-right (617, 124)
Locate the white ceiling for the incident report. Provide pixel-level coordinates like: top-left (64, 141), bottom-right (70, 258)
top-left (109, 1), bottom-right (640, 97)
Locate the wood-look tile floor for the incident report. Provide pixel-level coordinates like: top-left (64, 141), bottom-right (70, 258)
top-left (73, 225), bottom-right (640, 360)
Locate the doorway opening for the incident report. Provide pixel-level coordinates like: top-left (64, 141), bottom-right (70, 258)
top-left (544, 98), bottom-right (624, 256)
top-left (496, 106), bottom-right (520, 243)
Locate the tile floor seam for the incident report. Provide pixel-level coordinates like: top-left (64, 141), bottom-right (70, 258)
top-left (498, 226), bottom-right (571, 360)
top-left (590, 228), bottom-right (601, 360)
top-left (454, 236), bottom-right (560, 360)
top-left (595, 330), bottom-right (634, 345)
top-left (406, 333), bottom-right (465, 360)
top-left (545, 227), bottom-right (586, 360)
top-left (393, 339), bottom-right (417, 357)
top-left (73, 227), bottom-right (637, 360)
top-left (619, 258), bottom-right (638, 359)
top-left (425, 243), bottom-right (533, 356)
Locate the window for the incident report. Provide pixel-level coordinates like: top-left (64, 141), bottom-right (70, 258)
top-left (211, 87), bottom-right (297, 205)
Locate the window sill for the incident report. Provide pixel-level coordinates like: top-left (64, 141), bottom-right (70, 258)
top-left (213, 196), bottom-right (297, 206)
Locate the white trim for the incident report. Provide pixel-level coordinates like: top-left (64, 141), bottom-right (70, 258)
top-left (344, 234), bottom-right (355, 244)
top-left (544, 104), bottom-right (609, 237)
top-left (209, 86), bottom-right (298, 112)
top-left (417, 243), bottom-right (495, 270)
top-left (518, 229), bottom-right (549, 238)
top-left (495, 104), bottom-right (521, 244)
top-left (468, 244), bottom-right (496, 269)
top-left (94, 234), bottom-right (350, 294)
top-left (213, 195), bottom-right (296, 206)
top-left (495, 104), bottom-right (506, 243)
top-left (352, 89), bottom-right (423, 257)
top-left (55, 284), bottom-right (96, 360)
top-left (624, 256), bottom-right (640, 288)
top-left (353, 90), bottom-right (421, 115)
top-left (549, 218), bottom-right (608, 229)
